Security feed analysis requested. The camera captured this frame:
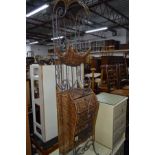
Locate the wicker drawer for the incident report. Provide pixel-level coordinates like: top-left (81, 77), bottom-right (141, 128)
top-left (115, 143), bottom-right (124, 155)
top-left (74, 95), bottom-right (96, 113)
top-left (113, 113), bottom-right (126, 133)
top-left (113, 125), bottom-right (125, 147)
top-left (114, 101), bottom-right (127, 120)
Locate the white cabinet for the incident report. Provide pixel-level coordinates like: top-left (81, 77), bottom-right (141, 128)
top-left (30, 64), bottom-right (58, 142)
top-left (95, 93), bottom-right (128, 150)
top-left (111, 136), bottom-right (125, 155)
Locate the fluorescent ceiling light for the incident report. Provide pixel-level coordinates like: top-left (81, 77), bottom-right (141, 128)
top-left (26, 4), bottom-right (49, 17)
top-left (85, 27), bottom-right (108, 33)
top-left (46, 43), bottom-right (54, 46)
top-left (30, 41), bottom-right (39, 45)
top-left (51, 36), bottom-right (64, 41)
top-left (84, 19), bottom-right (93, 25)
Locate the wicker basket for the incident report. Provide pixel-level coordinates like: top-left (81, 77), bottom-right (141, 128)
top-left (55, 47), bottom-right (90, 66)
top-left (56, 88), bottom-right (99, 154)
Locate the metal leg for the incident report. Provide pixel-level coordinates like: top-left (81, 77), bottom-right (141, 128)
top-left (73, 148), bottom-right (76, 155)
top-left (92, 141), bottom-right (99, 155)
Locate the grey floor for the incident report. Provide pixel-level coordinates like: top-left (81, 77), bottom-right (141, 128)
top-left (50, 142), bottom-right (112, 155)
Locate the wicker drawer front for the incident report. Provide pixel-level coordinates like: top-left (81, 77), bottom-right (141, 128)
top-left (77, 109), bottom-right (94, 124)
top-left (57, 88), bottom-right (99, 154)
top-left (113, 113), bottom-right (126, 132)
top-left (70, 88), bottom-right (92, 99)
top-left (115, 143), bottom-right (124, 155)
top-left (75, 95), bottom-right (97, 134)
top-left (113, 125), bottom-right (125, 147)
top-left (114, 101), bottom-right (127, 120)
top-left (74, 94), bottom-right (97, 113)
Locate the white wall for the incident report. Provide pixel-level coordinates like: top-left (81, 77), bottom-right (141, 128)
top-left (31, 45), bottom-right (52, 56)
top-left (26, 44), bottom-right (52, 56)
top-left (105, 28), bottom-right (128, 44)
top-left (26, 45), bottom-right (31, 52)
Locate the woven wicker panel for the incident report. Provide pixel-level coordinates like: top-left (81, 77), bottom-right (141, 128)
top-left (55, 47), bottom-right (90, 66)
top-left (57, 90), bottom-right (76, 154)
top-left (57, 88), bottom-right (99, 154)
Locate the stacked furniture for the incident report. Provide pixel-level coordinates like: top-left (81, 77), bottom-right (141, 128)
top-left (95, 92), bottom-right (128, 155)
top-left (99, 64), bottom-right (129, 95)
top-left (104, 40), bottom-right (120, 51)
top-left (118, 64), bottom-right (129, 88)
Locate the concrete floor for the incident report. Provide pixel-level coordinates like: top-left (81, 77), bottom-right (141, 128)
top-left (50, 142), bottom-right (112, 155)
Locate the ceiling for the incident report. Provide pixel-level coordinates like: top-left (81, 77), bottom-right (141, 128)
top-left (26, 0), bottom-right (129, 45)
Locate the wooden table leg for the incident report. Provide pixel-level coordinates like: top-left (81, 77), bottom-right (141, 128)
top-left (91, 68), bottom-right (96, 91)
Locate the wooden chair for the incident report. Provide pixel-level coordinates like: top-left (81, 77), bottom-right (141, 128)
top-left (98, 64), bottom-right (118, 92)
top-left (118, 64), bottom-right (129, 88)
top-left (98, 65), bottom-right (109, 92)
top-left (106, 64), bottom-right (119, 92)
top-left (98, 64), bottom-right (129, 96)
top-left (122, 85), bottom-right (129, 90)
top-left (100, 64), bottom-right (119, 91)
top-left (90, 68), bottom-right (96, 91)
top-left (106, 64), bottom-right (129, 97)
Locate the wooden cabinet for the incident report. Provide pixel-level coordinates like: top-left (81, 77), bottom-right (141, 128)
top-left (95, 93), bottom-right (128, 150)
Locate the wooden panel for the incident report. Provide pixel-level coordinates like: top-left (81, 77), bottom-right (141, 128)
top-left (26, 80), bottom-right (31, 108)
top-left (42, 66), bottom-right (58, 142)
top-left (26, 82), bottom-right (31, 155)
top-left (119, 43), bottom-right (129, 50)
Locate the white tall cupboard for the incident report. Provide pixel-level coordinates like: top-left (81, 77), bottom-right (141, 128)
top-left (30, 64), bottom-right (58, 142)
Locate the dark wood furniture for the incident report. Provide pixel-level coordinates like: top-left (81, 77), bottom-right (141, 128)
top-left (106, 64), bottom-right (129, 97)
top-left (110, 89), bottom-right (129, 97)
top-left (101, 56), bottom-right (125, 65)
top-left (31, 135), bottom-right (58, 155)
top-left (118, 64), bottom-right (129, 88)
top-left (98, 64), bottom-right (129, 96)
top-left (104, 39), bottom-right (120, 50)
top-left (98, 64), bottom-right (119, 93)
top-left (122, 85), bottom-right (129, 90)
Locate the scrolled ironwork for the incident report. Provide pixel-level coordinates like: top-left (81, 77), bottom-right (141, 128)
top-left (75, 138), bottom-right (99, 155)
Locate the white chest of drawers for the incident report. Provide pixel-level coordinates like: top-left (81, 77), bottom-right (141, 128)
top-left (95, 93), bottom-right (128, 150)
